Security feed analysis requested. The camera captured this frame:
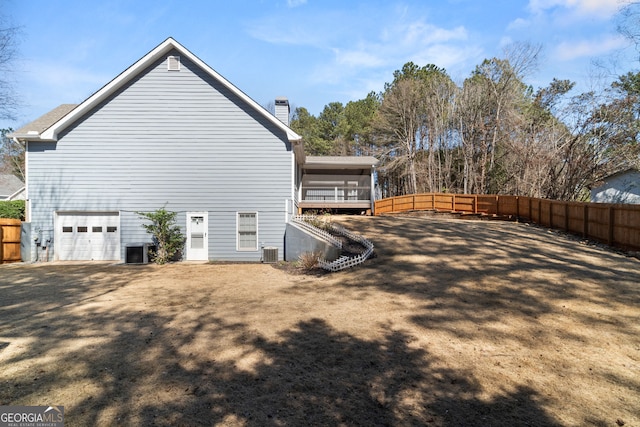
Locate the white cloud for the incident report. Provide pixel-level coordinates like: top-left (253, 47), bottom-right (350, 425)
top-left (245, 12), bottom-right (343, 47)
top-left (287, 0), bottom-right (307, 7)
top-left (247, 7), bottom-right (474, 75)
top-left (507, 17), bottom-right (530, 31)
top-left (499, 36), bottom-right (515, 48)
top-left (333, 48), bottom-right (386, 68)
top-left (400, 22), bottom-right (467, 45)
top-left (324, 19), bottom-right (472, 84)
top-left (528, 0), bottom-right (623, 18)
top-left (246, 3), bottom-right (484, 110)
top-left (554, 35), bottom-right (628, 60)
top-left (409, 44), bottom-right (483, 75)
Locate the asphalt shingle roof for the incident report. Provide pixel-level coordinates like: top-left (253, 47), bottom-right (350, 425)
top-left (10, 104), bottom-right (78, 137)
top-left (0, 174), bottom-right (24, 196)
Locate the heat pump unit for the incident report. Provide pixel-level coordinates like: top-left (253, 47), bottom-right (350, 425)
top-left (125, 243), bottom-right (150, 264)
top-left (262, 247), bottom-right (278, 263)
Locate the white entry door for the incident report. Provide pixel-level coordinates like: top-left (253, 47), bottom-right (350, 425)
top-left (186, 212), bottom-right (208, 261)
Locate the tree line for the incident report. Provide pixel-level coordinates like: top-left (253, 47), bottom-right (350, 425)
top-left (290, 42), bottom-right (640, 201)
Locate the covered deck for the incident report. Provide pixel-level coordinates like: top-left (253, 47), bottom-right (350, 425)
top-left (298, 156), bottom-right (378, 214)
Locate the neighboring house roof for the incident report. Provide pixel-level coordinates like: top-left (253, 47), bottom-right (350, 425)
top-left (600, 168), bottom-right (638, 181)
top-left (0, 174), bottom-right (24, 199)
top-left (10, 37), bottom-right (302, 144)
top-left (591, 168), bottom-right (639, 190)
top-left (303, 156), bottom-right (379, 170)
top-left (7, 186), bottom-right (25, 201)
top-left (10, 104), bottom-right (78, 138)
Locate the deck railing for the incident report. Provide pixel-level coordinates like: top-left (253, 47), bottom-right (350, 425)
top-left (375, 193), bottom-right (640, 252)
top-left (301, 186), bottom-right (371, 202)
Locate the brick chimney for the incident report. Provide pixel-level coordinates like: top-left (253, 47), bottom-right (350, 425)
top-left (274, 97), bottom-right (290, 126)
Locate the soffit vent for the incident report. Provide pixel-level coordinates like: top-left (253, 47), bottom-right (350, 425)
top-left (167, 55), bottom-right (181, 71)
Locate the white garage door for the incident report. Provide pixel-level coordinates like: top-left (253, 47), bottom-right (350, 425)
top-left (56, 212), bottom-right (120, 261)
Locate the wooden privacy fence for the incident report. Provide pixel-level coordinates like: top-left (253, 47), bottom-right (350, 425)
top-left (375, 193), bottom-right (640, 252)
top-left (0, 218), bottom-right (21, 264)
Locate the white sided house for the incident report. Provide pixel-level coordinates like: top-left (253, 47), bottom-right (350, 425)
top-left (591, 169), bottom-right (640, 204)
top-left (11, 38), bottom-right (378, 263)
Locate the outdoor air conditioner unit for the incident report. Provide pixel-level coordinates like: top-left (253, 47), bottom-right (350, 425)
top-left (125, 243), bottom-right (150, 264)
top-left (262, 247), bottom-right (278, 263)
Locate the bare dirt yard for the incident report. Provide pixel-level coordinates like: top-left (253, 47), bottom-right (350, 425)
top-left (0, 215), bottom-right (639, 426)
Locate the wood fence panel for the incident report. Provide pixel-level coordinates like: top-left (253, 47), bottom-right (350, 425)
top-left (0, 218), bottom-right (21, 264)
top-left (394, 195), bottom-right (415, 212)
top-left (586, 205), bottom-right (610, 245)
top-left (518, 197), bottom-right (533, 220)
top-left (537, 200), bottom-right (549, 227)
top-left (414, 194), bottom-right (435, 211)
top-left (434, 194), bottom-right (453, 211)
top-left (530, 199), bottom-right (541, 223)
top-left (612, 206), bottom-right (640, 249)
top-left (550, 201), bottom-right (568, 230)
top-left (375, 198), bottom-right (393, 214)
top-left (454, 195), bottom-right (476, 213)
top-left (498, 196), bottom-right (518, 216)
top-left (476, 195), bottom-right (498, 214)
top-left (567, 203), bottom-right (586, 235)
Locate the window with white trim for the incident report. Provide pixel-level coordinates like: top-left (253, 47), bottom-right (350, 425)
top-left (237, 212), bottom-right (258, 251)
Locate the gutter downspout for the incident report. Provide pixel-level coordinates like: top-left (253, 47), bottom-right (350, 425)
top-left (12, 137), bottom-right (29, 222)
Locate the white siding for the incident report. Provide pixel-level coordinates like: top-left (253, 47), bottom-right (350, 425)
top-left (28, 50), bottom-right (292, 261)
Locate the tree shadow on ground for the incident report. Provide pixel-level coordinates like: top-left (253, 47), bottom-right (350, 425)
top-left (2, 301), bottom-right (562, 426)
top-left (334, 216), bottom-right (640, 344)
top-left (0, 263), bottom-right (149, 326)
top-left (2, 228), bottom-right (636, 426)
top-left (312, 215), bottom-right (640, 426)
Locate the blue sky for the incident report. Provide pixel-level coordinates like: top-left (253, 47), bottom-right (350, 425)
top-left (2, 0), bottom-right (637, 130)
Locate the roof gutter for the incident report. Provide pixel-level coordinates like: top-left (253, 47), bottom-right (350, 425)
top-left (10, 132), bottom-right (51, 142)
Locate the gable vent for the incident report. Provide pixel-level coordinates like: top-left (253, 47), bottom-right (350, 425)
top-left (167, 55), bottom-right (181, 71)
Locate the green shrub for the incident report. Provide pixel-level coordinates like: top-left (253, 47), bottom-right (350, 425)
top-left (0, 200), bottom-right (25, 220)
top-left (137, 208), bottom-right (185, 264)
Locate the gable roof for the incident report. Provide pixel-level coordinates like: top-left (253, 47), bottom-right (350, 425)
top-left (12, 38), bottom-right (301, 144)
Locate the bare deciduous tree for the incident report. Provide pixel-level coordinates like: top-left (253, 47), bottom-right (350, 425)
top-left (0, 11), bottom-right (19, 121)
top-left (1, 127), bottom-right (24, 181)
top-left (374, 78), bottom-right (424, 195)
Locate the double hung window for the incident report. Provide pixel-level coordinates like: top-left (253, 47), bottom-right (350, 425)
top-left (237, 212), bottom-right (258, 251)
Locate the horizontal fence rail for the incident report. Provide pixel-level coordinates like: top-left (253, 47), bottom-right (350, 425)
top-left (375, 193), bottom-right (640, 252)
